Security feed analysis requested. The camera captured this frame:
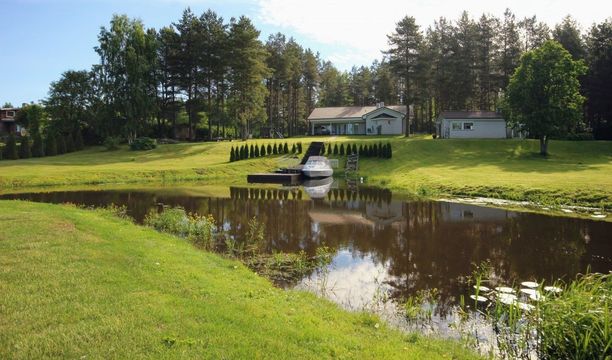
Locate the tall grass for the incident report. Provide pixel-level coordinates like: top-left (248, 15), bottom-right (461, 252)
top-left (144, 206), bottom-right (215, 249)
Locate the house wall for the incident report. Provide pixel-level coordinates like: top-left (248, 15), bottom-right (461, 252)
top-left (441, 119), bottom-right (507, 139)
top-left (366, 117), bottom-right (403, 135)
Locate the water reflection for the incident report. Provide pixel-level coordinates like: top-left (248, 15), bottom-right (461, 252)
top-left (2, 185), bottom-right (610, 321)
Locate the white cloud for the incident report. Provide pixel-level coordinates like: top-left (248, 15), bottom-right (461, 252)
top-left (256, 0), bottom-right (612, 69)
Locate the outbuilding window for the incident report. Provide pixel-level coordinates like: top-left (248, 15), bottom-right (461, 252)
top-left (6, 110), bottom-right (15, 118)
top-left (463, 122), bottom-right (474, 130)
top-left (452, 122), bottom-right (462, 130)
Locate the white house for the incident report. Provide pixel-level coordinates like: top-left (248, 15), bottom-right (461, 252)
top-left (436, 111), bottom-right (513, 139)
top-left (307, 104), bottom-right (408, 136)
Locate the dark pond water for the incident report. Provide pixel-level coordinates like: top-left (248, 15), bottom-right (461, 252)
top-left (3, 183), bottom-right (611, 337)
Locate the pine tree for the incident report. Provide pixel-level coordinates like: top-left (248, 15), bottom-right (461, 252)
top-left (333, 144), bottom-right (338, 155)
top-left (387, 143), bottom-right (393, 158)
top-left (254, 144), bottom-right (259, 157)
top-left (320, 143), bottom-right (326, 155)
top-left (65, 134), bottom-right (75, 153)
top-left (45, 134), bottom-right (57, 156)
top-left (267, 144), bottom-right (272, 155)
top-left (230, 146), bottom-right (235, 162)
top-left (359, 144), bottom-right (364, 156)
top-left (283, 142), bottom-right (288, 154)
top-left (250, 144), bottom-right (255, 158)
top-left (339, 143), bottom-right (345, 155)
top-left (4, 134), bottom-right (18, 160)
top-left (297, 142), bottom-right (302, 154)
top-left (260, 144), bottom-right (266, 156)
top-left (57, 135), bottom-right (67, 154)
top-left (327, 143), bottom-right (332, 155)
top-left (273, 143), bottom-right (278, 155)
top-left (74, 128), bottom-right (84, 151)
top-left (291, 143), bottom-right (296, 154)
top-left (19, 136), bottom-right (31, 159)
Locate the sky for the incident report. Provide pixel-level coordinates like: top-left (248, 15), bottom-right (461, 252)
top-left (1, 0), bottom-right (610, 106)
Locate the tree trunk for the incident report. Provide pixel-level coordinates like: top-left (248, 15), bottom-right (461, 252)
top-left (539, 135), bottom-right (549, 156)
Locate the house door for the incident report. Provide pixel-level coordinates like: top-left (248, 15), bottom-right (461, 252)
top-left (376, 125), bottom-right (382, 135)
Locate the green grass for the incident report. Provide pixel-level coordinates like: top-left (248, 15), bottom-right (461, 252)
top-left (0, 135), bottom-right (610, 209)
top-left (0, 200), bottom-right (479, 359)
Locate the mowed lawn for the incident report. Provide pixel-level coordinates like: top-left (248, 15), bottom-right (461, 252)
top-left (0, 201), bottom-right (479, 359)
top-left (0, 136), bottom-right (610, 208)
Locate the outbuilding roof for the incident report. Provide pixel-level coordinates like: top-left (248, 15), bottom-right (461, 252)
top-left (308, 105), bottom-right (407, 120)
top-left (439, 111), bottom-right (503, 119)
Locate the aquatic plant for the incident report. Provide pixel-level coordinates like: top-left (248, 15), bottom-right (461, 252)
top-left (144, 207), bottom-right (215, 250)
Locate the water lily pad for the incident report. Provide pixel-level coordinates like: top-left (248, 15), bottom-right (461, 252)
top-left (498, 293), bottom-right (517, 305)
top-left (543, 286), bottom-right (562, 293)
top-left (495, 286), bottom-right (515, 293)
top-left (470, 295), bottom-right (488, 303)
top-left (473, 285), bottom-right (491, 292)
top-left (517, 302), bottom-right (535, 311)
top-left (521, 281), bottom-right (538, 288)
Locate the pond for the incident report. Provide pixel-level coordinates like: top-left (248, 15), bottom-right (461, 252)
top-left (2, 182), bottom-right (611, 344)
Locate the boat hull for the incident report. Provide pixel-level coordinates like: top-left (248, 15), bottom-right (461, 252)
top-left (302, 169), bottom-right (333, 178)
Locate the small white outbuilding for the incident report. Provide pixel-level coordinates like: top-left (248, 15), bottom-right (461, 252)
top-left (436, 111), bottom-right (512, 139)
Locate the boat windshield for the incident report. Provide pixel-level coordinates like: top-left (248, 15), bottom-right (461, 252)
top-left (306, 160), bottom-right (326, 167)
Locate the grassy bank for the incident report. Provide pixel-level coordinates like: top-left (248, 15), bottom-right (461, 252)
top-left (0, 201), bottom-right (478, 359)
top-left (0, 136), bottom-right (610, 209)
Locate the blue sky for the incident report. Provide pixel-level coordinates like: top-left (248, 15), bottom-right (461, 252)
top-left (2, 0), bottom-right (610, 106)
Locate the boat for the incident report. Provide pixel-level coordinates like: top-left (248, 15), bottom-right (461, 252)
top-left (302, 156), bottom-right (333, 178)
top-left (302, 176), bottom-right (334, 199)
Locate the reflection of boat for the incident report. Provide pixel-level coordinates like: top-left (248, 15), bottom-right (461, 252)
top-left (302, 156), bottom-right (333, 178)
top-left (303, 177), bottom-right (334, 199)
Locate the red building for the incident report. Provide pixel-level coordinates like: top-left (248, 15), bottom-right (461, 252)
top-left (0, 107), bottom-right (20, 135)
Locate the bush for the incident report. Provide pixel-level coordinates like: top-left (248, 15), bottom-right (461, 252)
top-left (320, 143), bottom-right (326, 155)
top-left (283, 142), bottom-right (289, 154)
top-left (74, 128), bottom-right (85, 150)
top-left (333, 144), bottom-right (338, 155)
top-left (297, 142), bottom-right (302, 154)
top-left (32, 133), bottom-right (44, 157)
top-left (45, 134), bottom-right (58, 156)
top-left (145, 207), bottom-right (215, 250)
top-left (260, 144), bottom-right (266, 157)
top-left (19, 135), bottom-right (31, 159)
top-left (250, 144), bottom-right (255, 158)
top-left (229, 146), bottom-right (235, 162)
top-left (130, 137), bottom-right (156, 151)
top-left (291, 143), bottom-right (296, 154)
top-left (3, 134), bottom-right (18, 160)
top-left (327, 143), bottom-right (332, 155)
top-left (565, 132), bottom-right (595, 141)
top-left (267, 144), bottom-right (272, 155)
top-left (253, 144), bottom-right (259, 157)
top-left (339, 143), bottom-right (345, 156)
top-left (244, 144), bottom-right (249, 159)
top-left (57, 135), bottom-right (66, 154)
top-left (103, 136), bottom-right (121, 151)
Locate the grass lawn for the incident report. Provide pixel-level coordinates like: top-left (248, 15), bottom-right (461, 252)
top-left (0, 200), bottom-right (479, 359)
top-left (0, 136), bottom-right (610, 209)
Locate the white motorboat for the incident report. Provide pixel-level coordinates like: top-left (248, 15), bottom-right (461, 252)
top-left (302, 156), bottom-right (333, 178)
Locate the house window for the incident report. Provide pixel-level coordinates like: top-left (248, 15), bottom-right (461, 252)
top-left (6, 111), bottom-right (15, 118)
top-left (463, 122), bottom-right (474, 130)
top-left (452, 122), bottom-right (462, 130)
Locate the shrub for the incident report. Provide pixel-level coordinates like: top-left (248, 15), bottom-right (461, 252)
top-left (229, 146), bottom-right (235, 162)
top-left (253, 144), bottom-right (259, 157)
top-left (0, 145), bottom-right (2, 160)
top-left (272, 143), bottom-right (278, 155)
top-left (145, 207), bottom-right (215, 250)
top-left (291, 143), bottom-right (296, 154)
top-left (333, 144), bottom-right (338, 155)
top-left (320, 143), bottom-right (326, 155)
top-left (327, 143), bottom-right (332, 155)
top-left (387, 143), bottom-right (392, 158)
top-left (130, 137), bottom-right (156, 151)
top-left (32, 132), bottom-right (44, 157)
top-left (65, 133), bottom-right (75, 153)
top-left (249, 144), bottom-right (255, 158)
top-left (19, 135), bottom-right (31, 159)
top-left (297, 142), bottom-right (302, 154)
top-left (260, 144), bottom-right (266, 156)
top-left (565, 132), bottom-right (595, 141)
top-left (339, 143), bottom-right (345, 155)
top-left (351, 144), bottom-right (357, 155)
top-left (57, 135), bottom-right (67, 154)
top-left (267, 144), bottom-right (272, 155)
top-left (3, 134), bottom-right (18, 160)
top-left (103, 136), bottom-right (121, 151)
top-left (244, 144), bottom-right (249, 159)
top-left (283, 142), bottom-right (289, 154)
top-left (74, 128), bottom-right (85, 150)
top-left (46, 134), bottom-right (58, 156)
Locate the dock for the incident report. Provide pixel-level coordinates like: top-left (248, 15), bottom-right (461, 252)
top-left (247, 173), bottom-right (302, 185)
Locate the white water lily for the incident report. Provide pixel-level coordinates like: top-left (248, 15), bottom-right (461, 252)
top-left (498, 293), bottom-right (517, 305)
top-left (517, 302), bottom-right (535, 311)
top-left (543, 286), bottom-right (562, 293)
top-left (520, 288), bottom-right (538, 296)
top-left (495, 286), bottom-right (515, 293)
top-left (473, 285), bottom-right (491, 292)
top-left (470, 295), bottom-right (488, 303)
top-left (521, 281), bottom-right (538, 288)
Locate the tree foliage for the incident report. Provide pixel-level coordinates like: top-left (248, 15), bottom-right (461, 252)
top-left (504, 41), bottom-right (587, 155)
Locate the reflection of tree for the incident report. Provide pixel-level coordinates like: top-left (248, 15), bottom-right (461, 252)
top-left (3, 187), bottom-right (609, 317)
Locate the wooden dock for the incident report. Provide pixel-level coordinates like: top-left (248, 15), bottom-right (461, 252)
top-left (247, 173), bottom-right (302, 185)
